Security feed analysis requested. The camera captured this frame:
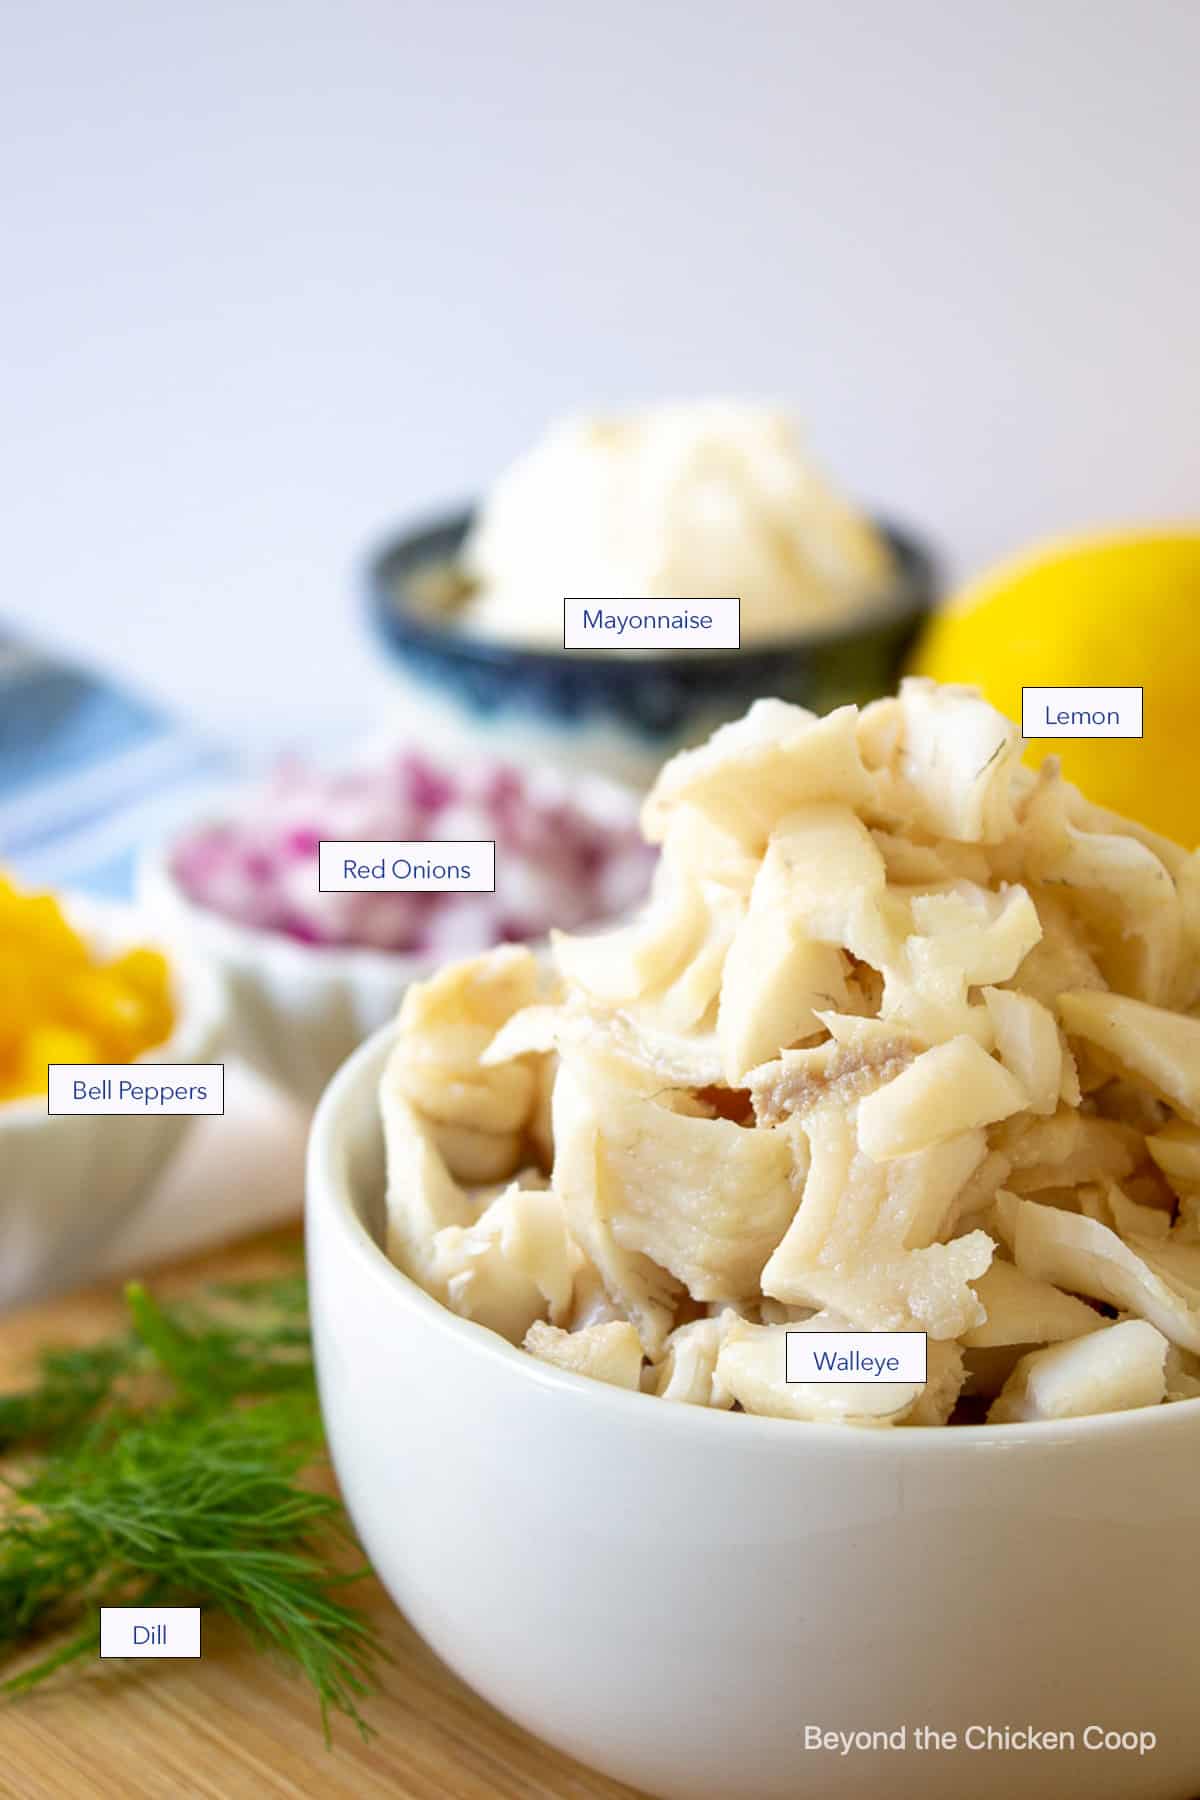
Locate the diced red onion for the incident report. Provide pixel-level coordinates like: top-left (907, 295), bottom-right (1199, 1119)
top-left (172, 750), bottom-right (655, 952)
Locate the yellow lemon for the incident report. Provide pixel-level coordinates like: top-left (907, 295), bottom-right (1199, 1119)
top-left (911, 529), bottom-right (1200, 848)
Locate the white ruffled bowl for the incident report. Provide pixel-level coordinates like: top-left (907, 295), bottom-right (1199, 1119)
top-left (138, 843), bottom-right (434, 1111)
top-left (0, 897), bottom-right (227, 1308)
top-left (138, 767), bottom-right (649, 1110)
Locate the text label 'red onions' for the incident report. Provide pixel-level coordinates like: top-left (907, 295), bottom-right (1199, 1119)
top-left (317, 842), bottom-right (496, 894)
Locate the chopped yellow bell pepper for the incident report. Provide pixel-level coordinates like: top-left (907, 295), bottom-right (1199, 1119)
top-left (0, 873), bottom-right (175, 1102)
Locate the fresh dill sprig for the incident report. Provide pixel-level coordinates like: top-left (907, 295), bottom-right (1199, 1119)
top-left (0, 1272), bottom-right (385, 1738)
top-left (125, 1275), bottom-right (314, 1402)
top-left (0, 1340), bottom-right (131, 1449)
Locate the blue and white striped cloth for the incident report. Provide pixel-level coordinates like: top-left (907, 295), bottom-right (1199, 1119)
top-left (0, 635), bottom-right (231, 897)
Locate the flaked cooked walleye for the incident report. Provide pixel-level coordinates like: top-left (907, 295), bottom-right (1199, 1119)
top-left (378, 679), bottom-right (1200, 1425)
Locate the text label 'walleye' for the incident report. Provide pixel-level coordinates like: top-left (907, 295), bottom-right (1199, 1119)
top-left (785, 1331), bottom-right (928, 1384)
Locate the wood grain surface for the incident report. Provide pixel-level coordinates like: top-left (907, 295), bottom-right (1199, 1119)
top-left (0, 1232), bottom-right (645, 1800)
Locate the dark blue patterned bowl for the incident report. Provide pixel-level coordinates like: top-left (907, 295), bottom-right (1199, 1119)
top-left (365, 507), bottom-right (938, 785)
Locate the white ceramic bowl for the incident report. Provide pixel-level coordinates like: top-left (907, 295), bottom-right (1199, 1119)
top-left (0, 897), bottom-right (227, 1308)
top-left (308, 1024), bottom-right (1200, 1800)
top-left (139, 765), bottom-right (650, 1109)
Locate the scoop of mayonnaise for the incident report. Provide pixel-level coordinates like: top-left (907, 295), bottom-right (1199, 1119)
top-left (458, 401), bottom-right (893, 645)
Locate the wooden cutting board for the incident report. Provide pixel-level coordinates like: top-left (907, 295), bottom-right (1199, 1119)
top-left (0, 1231), bottom-right (646, 1800)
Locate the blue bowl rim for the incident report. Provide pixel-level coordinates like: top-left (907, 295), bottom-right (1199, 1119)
top-left (364, 503), bottom-right (938, 675)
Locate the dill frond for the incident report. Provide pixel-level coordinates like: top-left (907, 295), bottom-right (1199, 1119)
top-left (0, 1271), bottom-right (385, 1738)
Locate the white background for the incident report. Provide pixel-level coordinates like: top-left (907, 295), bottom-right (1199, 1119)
top-left (3, 0), bottom-right (1197, 750)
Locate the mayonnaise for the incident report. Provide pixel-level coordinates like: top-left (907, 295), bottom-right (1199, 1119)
top-left (458, 401), bottom-right (893, 645)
